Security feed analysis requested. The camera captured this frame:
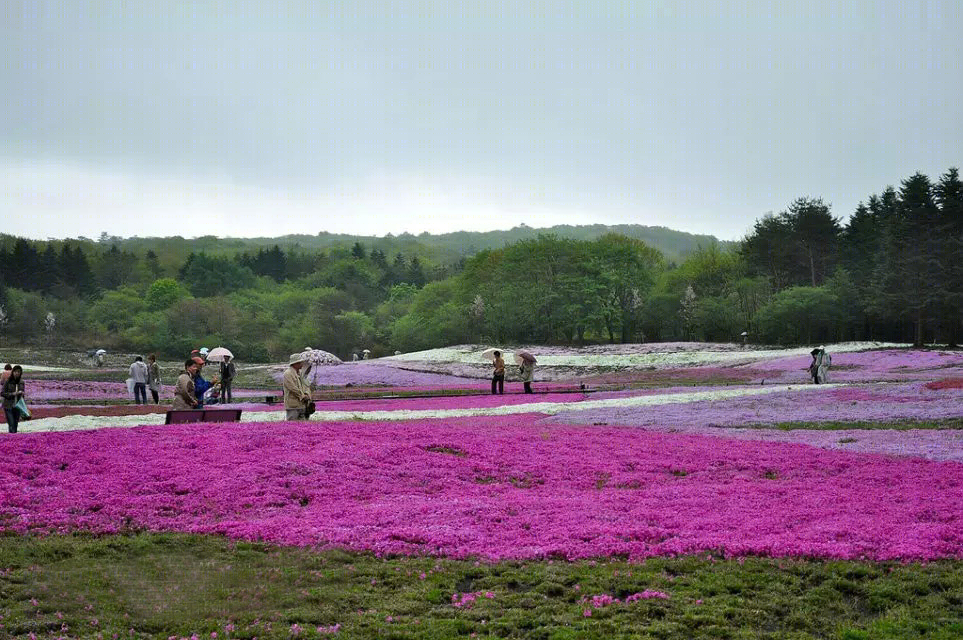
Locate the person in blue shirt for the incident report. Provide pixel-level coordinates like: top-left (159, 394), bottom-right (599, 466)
top-left (191, 356), bottom-right (211, 407)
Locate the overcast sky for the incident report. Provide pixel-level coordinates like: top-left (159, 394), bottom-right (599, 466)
top-left (3, 1), bottom-right (960, 241)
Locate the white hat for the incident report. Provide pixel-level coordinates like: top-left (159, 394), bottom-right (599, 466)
top-left (288, 353), bottom-right (310, 366)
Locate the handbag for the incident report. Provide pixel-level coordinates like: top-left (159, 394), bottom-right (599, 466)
top-left (305, 401), bottom-right (316, 417)
top-left (14, 396), bottom-right (31, 420)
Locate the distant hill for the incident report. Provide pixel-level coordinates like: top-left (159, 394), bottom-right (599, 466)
top-left (106, 224), bottom-right (733, 265)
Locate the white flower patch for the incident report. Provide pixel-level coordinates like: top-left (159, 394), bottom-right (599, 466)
top-left (385, 343), bottom-right (906, 370)
top-left (18, 383), bottom-right (842, 433)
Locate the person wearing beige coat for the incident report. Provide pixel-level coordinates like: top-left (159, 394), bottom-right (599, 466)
top-left (282, 353), bottom-right (314, 420)
top-left (172, 360), bottom-right (199, 410)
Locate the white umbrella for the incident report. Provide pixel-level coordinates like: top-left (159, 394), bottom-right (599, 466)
top-left (481, 348), bottom-right (509, 362)
top-left (95, 349), bottom-right (107, 355)
top-left (205, 347), bottom-right (234, 362)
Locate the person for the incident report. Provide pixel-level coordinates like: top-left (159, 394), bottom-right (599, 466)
top-left (2, 365), bottom-right (25, 433)
top-left (282, 353), bottom-right (314, 420)
top-left (520, 358), bottom-right (535, 394)
top-left (809, 346), bottom-right (832, 384)
top-left (0, 363), bottom-right (11, 387)
top-left (172, 359), bottom-right (200, 410)
top-left (491, 350), bottom-right (505, 395)
top-left (219, 355), bottom-right (236, 404)
top-left (191, 356), bottom-right (210, 408)
top-left (129, 356), bottom-right (149, 404)
top-left (96, 351), bottom-right (106, 366)
top-left (147, 354), bottom-right (161, 404)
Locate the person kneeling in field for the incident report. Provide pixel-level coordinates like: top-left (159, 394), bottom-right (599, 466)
top-left (283, 353), bottom-right (314, 420)
top-left (172, 359), bottom-right (200, 410)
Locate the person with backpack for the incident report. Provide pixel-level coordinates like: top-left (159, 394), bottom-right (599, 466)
top-left (219, 355), bottom-right (236, 403)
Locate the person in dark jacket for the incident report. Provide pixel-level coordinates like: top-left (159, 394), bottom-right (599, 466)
top-left (2, 365), bottom-right (26, 433)
top-left (219, 355), bottom-right (236, 404)
top-left (147, 354), bottom-right (161, 404)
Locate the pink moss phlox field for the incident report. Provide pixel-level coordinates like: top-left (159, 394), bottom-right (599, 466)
top-left (2, 418), bottom-right (961, 562)
top-left (547, 382), bottom-right (963, 462)
top-left (744, 349), bottom-right (963, 384)
top-left (550, 382), bottom-right (963, 428)
top-left (925, 378), bottom-right (963, 391)
top-left (26, 380), bottom-right (265, 403)
top-left (313, 392), bottom-right (587, 412)
top-left (302, 363), bottom-right (471, 388)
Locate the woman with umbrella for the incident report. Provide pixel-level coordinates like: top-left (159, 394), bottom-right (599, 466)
top-left (515, 351), bottom-right (537, 394)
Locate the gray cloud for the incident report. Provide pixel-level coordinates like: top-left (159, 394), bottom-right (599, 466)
top-left (3, 0), bottom-right (960, 239)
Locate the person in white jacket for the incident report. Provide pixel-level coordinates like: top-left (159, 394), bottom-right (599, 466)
top-left (129, 356), bottom-right (150, 404)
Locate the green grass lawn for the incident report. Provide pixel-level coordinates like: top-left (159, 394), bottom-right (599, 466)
top-left (2, 534), bottom-right (961, 639)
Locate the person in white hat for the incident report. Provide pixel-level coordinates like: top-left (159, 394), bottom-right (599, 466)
top-left (282, 353), bottom-right (314, 420)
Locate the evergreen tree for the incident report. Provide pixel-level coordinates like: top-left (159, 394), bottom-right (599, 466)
top-left (145, 249), bottom-right (163, 279)
top-left (406, 256), bottom-right (427, 287)
top-left (934, 168), bottom-right (963, 344)
top-left (785, 198), bottom-right (840, 287)
top-left (881, 173), bottom-right (940, 344)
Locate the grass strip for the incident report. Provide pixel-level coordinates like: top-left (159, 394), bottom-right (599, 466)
top-left (1, 533), bottom-right (961, 639)
top-left (734, 417), bottom-right (963, 431)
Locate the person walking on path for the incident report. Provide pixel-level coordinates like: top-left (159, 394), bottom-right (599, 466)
top-left (491, 350), bottom-right (505, 395)
top-left (129, 356), bottom-right (149, 404)
top-left (147, 354), bottom-right (161, 404)
top-left (520, 359), bottom-right (535, 394)
top-left (1, 365), bottom-right (26, 433)
top-left (172, 359), bottom-right (199, 410)
top-left (283, 353), bottom-right (314, 420)
top-left (219, 355), bottom-right (236, 404)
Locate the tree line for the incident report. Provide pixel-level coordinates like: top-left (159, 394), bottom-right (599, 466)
top-left (0, 166), bottom-right (959, 359)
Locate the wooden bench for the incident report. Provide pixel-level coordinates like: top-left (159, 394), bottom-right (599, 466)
top-left (165, 409), bottom-right (243, 424)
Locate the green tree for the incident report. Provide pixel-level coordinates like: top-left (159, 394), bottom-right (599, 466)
top-left (145, 278), bottom-right (191, 311)
top-left (753, 286), bottom-right (840, 345)
top-left (88, 289), bottom-right (146, 333)
top-left (588, 234), bottom-right (664, 342)
top-left (179, 253), bottom-right (256, 298)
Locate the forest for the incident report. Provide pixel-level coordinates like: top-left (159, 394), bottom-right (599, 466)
top-left (0, 168), bottom-right (959, 359)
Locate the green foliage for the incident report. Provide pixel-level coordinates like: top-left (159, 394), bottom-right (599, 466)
top-left (87, 288), bottom-right (147, 333)
top-left (2, 165), bottom-right (962, 351)
top-left (179, 252), bottom-right (256, 297)
top-left (753, 286), bottom-right (840, 345)
top-left (2, 534), bottom-right (961, 639)
top-left (145, 278), bottom-right (190, 311)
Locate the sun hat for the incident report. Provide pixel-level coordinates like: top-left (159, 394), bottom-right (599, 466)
top-left (289, 353), bottom-right (310, 366)
top-left (192, 356), bottom-right (205, 366)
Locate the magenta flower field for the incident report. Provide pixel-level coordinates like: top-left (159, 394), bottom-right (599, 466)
top-left (2, 417), bottom-right (961, 562)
